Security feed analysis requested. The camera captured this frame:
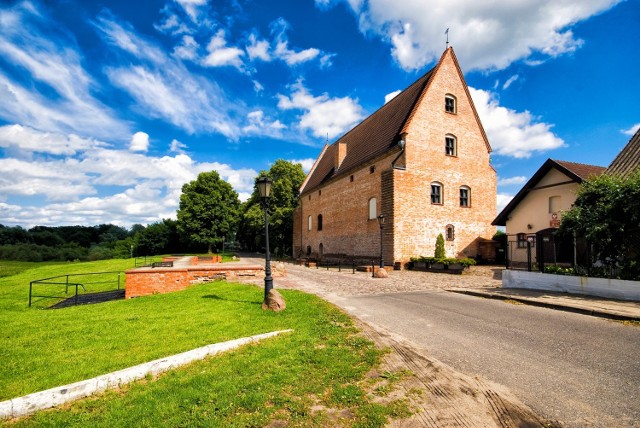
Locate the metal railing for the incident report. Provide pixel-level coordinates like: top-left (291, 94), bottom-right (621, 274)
top-left (29, 271), bottom-right (123, 307)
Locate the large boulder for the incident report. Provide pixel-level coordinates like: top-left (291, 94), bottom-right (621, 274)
top-left (262, 289), bottom-right (286, 312)
top-left (374, 267), bottom-right (388, 278)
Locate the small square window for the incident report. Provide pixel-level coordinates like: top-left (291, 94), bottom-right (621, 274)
top-left (369, 165), bottom-right (375, 174)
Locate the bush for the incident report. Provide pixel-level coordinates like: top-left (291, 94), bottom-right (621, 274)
top-left (544, 265), bottom-right (576, 276)
top-left (409, 256), bottom-right (477, 268)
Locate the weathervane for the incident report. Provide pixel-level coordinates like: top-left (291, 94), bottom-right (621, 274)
top-left (445, 28), bottom-right (450, 49)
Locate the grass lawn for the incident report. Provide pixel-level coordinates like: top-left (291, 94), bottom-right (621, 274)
top-left (0, 260), bottom-right (408, 427)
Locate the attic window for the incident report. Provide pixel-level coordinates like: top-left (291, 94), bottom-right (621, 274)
top-left (370, 165), bottom-right (375, 174)
top-left (445, 134), bottom-right (457, 156)
top-left (318, 190), bottom-right (321, 196)
top-left (350, 175), bottom-right (354, 182)
top-left (445, 94), bottom-right (457, 114)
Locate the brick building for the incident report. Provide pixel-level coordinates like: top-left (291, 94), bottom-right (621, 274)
top-left (293, 48), bottom-right (497, 266)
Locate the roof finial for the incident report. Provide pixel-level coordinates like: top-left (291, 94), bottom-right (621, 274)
top-left (445, 28), bottom-right (450, 49)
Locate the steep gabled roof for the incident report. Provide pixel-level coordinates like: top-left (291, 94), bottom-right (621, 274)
top-left (492, 159), bottom-right (606, 226)
top-left (607, 127), bottom-right (640, 177)
top-left (299, 64), bottom-right (435, 194)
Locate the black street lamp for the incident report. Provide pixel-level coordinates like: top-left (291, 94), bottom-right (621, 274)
top-left (257, 175), bottom-right (273, 302)
top-left (377, 214), bottom-right (385, 269)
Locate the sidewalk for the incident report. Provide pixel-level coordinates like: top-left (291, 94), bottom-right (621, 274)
top-left (449, 287), bottom-right (640, 321)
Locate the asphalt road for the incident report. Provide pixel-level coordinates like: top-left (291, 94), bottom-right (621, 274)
top-left (340, 290), bottom-right (640, 427)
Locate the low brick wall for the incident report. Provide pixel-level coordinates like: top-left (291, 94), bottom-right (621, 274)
top-left (125, 265), bottom-right (263, 299)
top-left (192, 255), bottom-right (222, 265)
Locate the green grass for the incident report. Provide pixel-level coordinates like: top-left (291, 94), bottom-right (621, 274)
top-left (0, 260), bottom-right (407, 427)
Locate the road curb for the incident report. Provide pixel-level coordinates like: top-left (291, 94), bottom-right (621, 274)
top-left (448, 290), bottom-right (640, 322)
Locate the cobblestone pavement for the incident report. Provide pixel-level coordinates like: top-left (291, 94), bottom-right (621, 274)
top-left (260, 260), bottom-right (503, 297)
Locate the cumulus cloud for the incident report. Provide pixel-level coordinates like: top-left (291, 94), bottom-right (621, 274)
top-left (277, 82), bottom-right (364, 139)
top-left (497, 193), bottom-right (514, 214)
top-left (242, 110), bottom-right (286, 137)
top-left (0, 124), bottom-right (104, 157)
top-left (202, 30), bottom-right (245, 69)
top-left (170, 139), bottom-right (188, 153)
top-left (498, 176), bottom-right (527, 186)
top-left (621, 123), bottom-right (640, 136)
top-left (0, 127), bottom-right (258, 227)
top-left (470, 87), bottom-right (565, 158)
top-left (318, 0), bottom-right (621, 71)
top-left (130, 131), bottom-right (150, 152)
top-left (289, 158), bottom-right (316, 173)
top-left (173, 35), bottom-right (199, 60)
top-left (175, 0), bottom-right (208, 23)
top-left (384, 90), bottom-right (401, 104)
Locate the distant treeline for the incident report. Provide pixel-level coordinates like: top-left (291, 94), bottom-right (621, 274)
top-left (0, 220), bottom-right (193, 262)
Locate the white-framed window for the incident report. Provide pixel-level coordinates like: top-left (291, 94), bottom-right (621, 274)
top-left (430, 182), bottom-right (443, 204)
top-left (445, 134), bottom-right (457, 156)
top-left (459, 186), bottom-right (470, 207)
top-left (307, 215), bottom-right (312, 231)
top-left (445, 94), bottom-right (457, 114)
top-left (368, 198), bottom-right (377, 220)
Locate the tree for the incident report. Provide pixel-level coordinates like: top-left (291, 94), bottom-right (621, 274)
top-left (238, 160), bottom-right (306, 255)
top-left (560, 172), bottom-right (640, 279)
top-left (176, 171), bottom-right (241, 253)
top-left (434, 233), bottom-right (446, 259)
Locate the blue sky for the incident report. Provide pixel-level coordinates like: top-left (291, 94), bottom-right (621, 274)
top-left (0, 0), bottom-right (638, 228)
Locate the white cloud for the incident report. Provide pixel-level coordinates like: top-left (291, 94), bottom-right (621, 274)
top-left (246, 34), bottom-right (271, 61)
top-left (175, 0), bottom-right (208, 23)
top-left (170, 139), bottom-right (187, 153)
top-left (173, 35), bottom-right (199, 60)
top-left (289, 158), bottom-right (316, 173)
top-left (320, 0), bottom-right (621, 71)
top-left (502, 74), bottom-right (519, 90)
top-left (621, 123), bottom-right (640, 136)
top-left (202, 30), bottom-right (245, 69)
top-left (242, 110), bottom-right (286, 136)
top-left (0, 127), bottom-right (258, 227)
top-left (498, 176), bottom-right (527, 186)
top-left (469, 87), bottom-right (565, 158)
top-left (0, 4), bottom-right (128, 139)
top-left (130, 131), bottom-right (150, 152)
top-left (497, 193), bottom-right (514, 214)
top-left (384, 90), bottom-right (401, 104)
top-left (97, 17), bottom-right (240, 138)
top-left (277, 82), bottom-right (364, 139)
top-left (0, 124), bottom-right (104, 156)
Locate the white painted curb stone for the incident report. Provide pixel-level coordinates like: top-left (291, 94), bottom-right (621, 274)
top-left (0, 329), bottom-right (293, 420)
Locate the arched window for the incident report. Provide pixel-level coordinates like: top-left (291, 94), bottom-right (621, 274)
top-left (368, 197), bottom-right (377, 220)
top-left (446, 224), bottom-right (455, 241)
top-left (307, 215), bottom-right (312, 231)
top-left (430, 182), bottom-right (443, 204)
top-left (445, 134), bottom-right (457, 156)
top-left (317, 214), bottom-right (323, 231)
top-left (445, 94), bottom-right (457, 114)
top-left (459, 186), bottom-right (470, 207)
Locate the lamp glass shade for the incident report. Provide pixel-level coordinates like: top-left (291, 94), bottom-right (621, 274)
top-left (377, 214), bottom-right (385, 226)
top-left (257, 176), bottom-right (272, 198)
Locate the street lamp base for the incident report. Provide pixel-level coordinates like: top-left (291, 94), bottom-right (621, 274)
top-left (373, 267), bottom-right (388, 278)
top-left (262, 289), bottom-right (286, 312)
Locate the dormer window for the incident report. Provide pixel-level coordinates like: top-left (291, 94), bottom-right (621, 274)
top-left (445, 94), bottom-right (457, 114)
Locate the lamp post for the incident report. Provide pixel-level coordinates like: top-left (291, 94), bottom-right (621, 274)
top-left (377, 214), bottom-right (385, 269)
top-left (257, 175), bottom-right (273, 301)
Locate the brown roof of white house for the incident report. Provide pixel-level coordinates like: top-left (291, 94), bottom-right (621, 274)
top-left (492, 158), bottom-right (606, 226)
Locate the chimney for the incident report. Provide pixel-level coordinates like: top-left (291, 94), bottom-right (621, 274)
top-left (335, 141), bottom-right (347, 169)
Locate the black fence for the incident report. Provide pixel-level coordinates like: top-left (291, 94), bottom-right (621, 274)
top-left (29, 271), bottom-right (124, 308)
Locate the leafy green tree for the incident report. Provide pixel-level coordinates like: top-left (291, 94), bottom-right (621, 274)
top-left (434, 233), bottom-right (445, 259)
top-left (176, 171), bottom-right (241, 253)
top-left (560, 172), bottom-right (640, 279)
top-left (238, 160), bottom-right (306, 256)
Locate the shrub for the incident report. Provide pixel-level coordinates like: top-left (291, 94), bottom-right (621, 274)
top-left (409, 256), bottom-right (477, 268)
top-left (434, 233), bottom-right (445, 258)
top-left (544, 265), bottom-right (575, 276)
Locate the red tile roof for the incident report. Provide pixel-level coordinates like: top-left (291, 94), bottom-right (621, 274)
top-left (300, 66), bottom-right (435, 194)
top-left (554, 160), bottom-right (607, 180)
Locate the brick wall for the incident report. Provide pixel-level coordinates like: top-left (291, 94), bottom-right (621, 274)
top-left (125, 265), bottom-right (263, 299)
